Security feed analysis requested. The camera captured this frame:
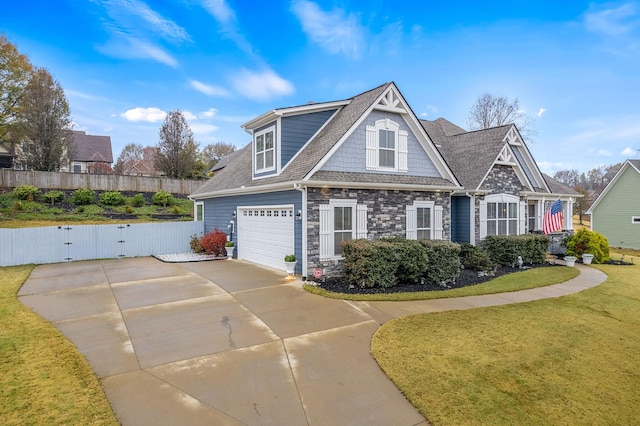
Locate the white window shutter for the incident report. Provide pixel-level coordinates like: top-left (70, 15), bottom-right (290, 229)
top-left (434, 205), bottom-right (443, 240)
top-left (398, 130), bottom-right (408, 173)
top-left (406, 205), bottom-right (417, 240)
top-left (479, 200), bottom-right (487, 239)
top-left (356, 204), bottom-right (368, 239)
top-left (366, 125), bottom-right (377, 170)
top-left (319, 204), bottom-right (333, 260)
top-left (519, 201), bottom-right (527, 235)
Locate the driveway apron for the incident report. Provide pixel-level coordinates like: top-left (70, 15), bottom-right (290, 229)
top-left (18, 257), bottom-right (427, 426)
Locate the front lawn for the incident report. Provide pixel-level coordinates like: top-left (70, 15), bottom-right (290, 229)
top-left (372, 250), bottom-right (640, 425)
top-left (0, 265), bottom-right (117, 425)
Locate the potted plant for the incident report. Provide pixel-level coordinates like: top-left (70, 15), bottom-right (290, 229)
top-left (582, 253), bottom-right (594, 265)
top-left (564, 255), bottom-right (577, 267)
top-left (225, 241), bottom-right (235, 259)
top-left (284, 254), bottom-right (296, 275)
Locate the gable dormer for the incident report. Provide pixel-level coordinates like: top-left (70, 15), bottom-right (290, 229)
top-left (502, 125), bottom-right (550, 192)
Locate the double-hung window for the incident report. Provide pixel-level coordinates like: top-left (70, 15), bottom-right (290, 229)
top-left (255, 126), bottom-right (275, 172)
top-left (407, 201), bottom-right (443, 240)
top-left (416, 206), bottom-right (432, 240)
top-left (366, 118), bottom-right (408, 172)
top-left (319, 200), bottom-right (368, 259)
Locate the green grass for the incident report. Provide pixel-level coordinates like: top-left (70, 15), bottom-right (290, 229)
top-left (0, 265), bottom-right (118, 425)
top-left (304, 266), bottom-right (579, 301)
top-left (372, 250), bottom-right (640, 425)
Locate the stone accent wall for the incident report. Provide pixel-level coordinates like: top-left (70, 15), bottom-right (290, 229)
top-left (306, 187), bottom-right (451, 277)
top-left (473, 165), bottom-right (528, 242)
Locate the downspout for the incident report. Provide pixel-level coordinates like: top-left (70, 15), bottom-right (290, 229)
top-left (294, 183), bottom-right (307, 280)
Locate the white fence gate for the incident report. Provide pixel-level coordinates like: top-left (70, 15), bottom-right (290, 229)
top-left (0, 221), bottom-right (205, 267)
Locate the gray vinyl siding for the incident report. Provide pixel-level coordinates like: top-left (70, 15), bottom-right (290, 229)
top-left (591, 166), bottom-right (640, 249)
top-left (320, 110), bottom-right (441, 177)
top-left (202, 190), bottom-right (303, 271)
top-left (281, 110), bottom-right (336, 165)
top-left (451, 196), bottom-right (471, 243)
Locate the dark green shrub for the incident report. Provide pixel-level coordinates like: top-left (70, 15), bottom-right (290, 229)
top-left (99, 191), bottom-right (125, 206)
top-left (482, 234), bottom-right (549, 266)
top-left (152, 190), bottom-right (174, 207)
top-left (420, 240), bottom-right (461, 286)
top-left (13, 185), bottom-right (40, 201)
top-left (43, 190), bottom-right (65, 206)
top-left (342, 239), bottom-right (398, 288)
top-left (459, 243), bottom-right (493, 271)
top-left (131, 193), bottom-right (146, 207)
top-left (72, 188), bottom-right (95, 205)
top-left (382, 237), bottom-right (427, 284)
top-left (564, 229), bottom-right (610, 263)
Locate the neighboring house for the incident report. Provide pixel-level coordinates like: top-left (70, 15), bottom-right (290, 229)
top-left (190, 82), bottom-right (580, 278)
top-left (209, 149), bottom-right (242, 174)
top-left (586, 159), bottom-right (640, 249)
top-left (66, 130), bottom-right (114, 173)
top-left (0, 142), bottom-right (15, 168)
top-left (120, 147), bottom-right (163, 177)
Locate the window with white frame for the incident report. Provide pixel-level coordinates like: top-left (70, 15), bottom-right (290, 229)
top-left (528, 203), bottom-right (536, 232)
top-left (366, 118), bottom-right (408, 172)
top-left (480, 194), bottom-right (525, 238)
top-left (406, 201), bottom-right (444, 240)
top-left (194, 202), bottom-right (204, 221)
top-left (255, 126), bottom-right (275, 172)
top-left (319, 200), bottom-right (368, 259)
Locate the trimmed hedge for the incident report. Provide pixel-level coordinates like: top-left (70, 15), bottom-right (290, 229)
top-left (459, 243), bottom-right (493, 271)
top-left (420, 240), bottom-right (461, 286)
top-left (564, 229), bottom-right (610, 263)
top-left (342, 239), bottom-right (398, 288)
top-left (482, 234), bottom-right (549, 266)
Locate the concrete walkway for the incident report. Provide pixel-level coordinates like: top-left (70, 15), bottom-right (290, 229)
top-left (18, 258), bottom-right (606, 426)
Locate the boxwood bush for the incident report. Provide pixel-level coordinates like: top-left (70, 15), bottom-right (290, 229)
top-left (342, 239), bottom-right (398, 288)
top-left (420, 240), bottom-right (461, 286)
top-left (482, 234), bottom-right (549, 266)
top-left (152, 190), bottom-right (174, 207)
top-left (13, 185), bottom-right (40, 201)
top-left (99, 191), bottom-right (125, 206)
top-left (71, 188), bottom-right (95, 205)
top-left (459, 243), bottom-right (494, 271)
top-left (381, 237), bottom-right (428, 284)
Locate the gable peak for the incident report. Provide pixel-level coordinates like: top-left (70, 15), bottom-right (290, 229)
top-left (503, 126), bottom-right (523, 146)
top-left (373, 85), bottom-right (407, 114)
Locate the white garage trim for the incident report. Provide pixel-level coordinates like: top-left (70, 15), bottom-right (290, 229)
top-left (237, 204), bottom-right (294, 271)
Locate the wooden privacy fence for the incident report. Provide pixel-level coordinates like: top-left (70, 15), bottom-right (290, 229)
top-left (0, 221), bottom-right (205, 267)
top-left (0, 169), bottom-right (203, 194)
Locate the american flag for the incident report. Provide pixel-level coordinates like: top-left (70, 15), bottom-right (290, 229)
top-left (542, 199), bottom-right (563, 234)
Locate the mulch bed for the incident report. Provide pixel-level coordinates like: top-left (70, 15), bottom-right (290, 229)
top-left (312, 263), bottom-right (564, 295)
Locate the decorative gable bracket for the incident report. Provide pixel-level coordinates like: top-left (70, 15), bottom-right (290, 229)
top-left (504, 126), bottom-right (523, 146)
top-left (496, 145), bottom-right (516, 165)
top-left (373, 88), bottom-right (407, 114)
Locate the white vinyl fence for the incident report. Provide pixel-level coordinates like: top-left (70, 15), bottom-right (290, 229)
top-left (0, 221), bottom-right (204, 267)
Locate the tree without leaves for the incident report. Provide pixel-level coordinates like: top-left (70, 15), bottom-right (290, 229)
top-left (0, 33), bottom-right (33, 141)
top-left (573, 186), bottom-right (591, 225)
top-left (467, 92), bottom-right (536, 142)
top-left (14, 68), bottom-right (74, 171)
top-left (155, 110), bottom-right (199, 179)
top-left (113, 143), bottom-right (144, 174)
top-left (201, 142), bottom-right (235, 168)
top-left (553, 169), bottom-right (581, 188)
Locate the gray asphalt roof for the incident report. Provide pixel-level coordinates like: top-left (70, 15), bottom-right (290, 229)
top-left (72, 131), bottom-right (113, 163)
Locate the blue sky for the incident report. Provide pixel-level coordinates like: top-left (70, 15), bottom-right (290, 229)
top-left (2, 0), bottom-right (639, 174)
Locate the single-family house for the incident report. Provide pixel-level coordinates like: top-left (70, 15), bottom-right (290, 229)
top-left (0, 142), bottom-right (15, 168)
top-left (66, 130), bottom-right (113, 173)
top-left (586, 159), bottom-right (640, 249)
top-left (120, 147), bottom-right (163, 177)
top-left (190, 82), bottom-right (580, 278)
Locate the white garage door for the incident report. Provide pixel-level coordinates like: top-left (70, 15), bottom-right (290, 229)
top-left (238, 206), bottom-right (294, 271)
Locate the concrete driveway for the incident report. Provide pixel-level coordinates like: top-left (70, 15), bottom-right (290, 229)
top-left (18, 258), bottom-right (606, 425)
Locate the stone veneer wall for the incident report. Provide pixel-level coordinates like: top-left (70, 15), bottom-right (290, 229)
top-left (473, 165), bottom-right (527, 243)
top-left (306, 187), bottom-right (451, 278)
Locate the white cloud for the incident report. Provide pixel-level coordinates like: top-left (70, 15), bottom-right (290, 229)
top-left (200, 0), bottom-right (235, 24)
top-left (189, 80), bottom-right (231, 97)
top-left (230, 69), bottom-right (295, 101)
top-left (121, 107), bottom-right (167, 122)
top-left (584, 2), bottom-right (639, 37)
top-left (622, 147), bottom-right (638, 156)
top-left (182, 111), bottom-right (198, 120)
top-left (199, 0), bottom-right (255, 56)
top-left (190, 122), bottom-right (219, 135)
top-left (200, 108), bottom-right (218, 118)
top-left (98, 36), bottom-right (178, 67)
top-left (537, 108), bottom-right (546, 117)
top-left (595, 149), bottom-right (613, 157)
top-left (116, 0), bottom-right (191, 42)
top-left (290, 0), bottom-right (365, 60)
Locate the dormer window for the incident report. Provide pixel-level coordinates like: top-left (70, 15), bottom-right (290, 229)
top-left (366, 118), bottom-right (408, 172)
top-left (255, 126), bottom-right (275, 172)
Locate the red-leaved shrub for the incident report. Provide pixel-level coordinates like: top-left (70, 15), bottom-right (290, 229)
top-left (200, 228), bottom-right (227, 256)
